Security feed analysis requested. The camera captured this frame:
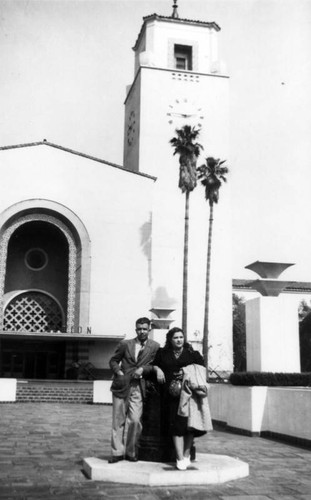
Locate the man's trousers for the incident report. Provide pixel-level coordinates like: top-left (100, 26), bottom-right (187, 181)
top-left (111, 381), bottom-right (143, 458)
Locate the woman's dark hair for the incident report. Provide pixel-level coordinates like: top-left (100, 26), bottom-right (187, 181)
top-left (164, 327), bottom-right (193, 351)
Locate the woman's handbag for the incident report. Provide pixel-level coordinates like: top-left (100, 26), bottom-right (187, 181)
top-left (168, 375), bottom-right (182, 397)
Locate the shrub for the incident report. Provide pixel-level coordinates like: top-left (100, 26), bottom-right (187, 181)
top-left (229, 372), bottom-right (311, 386)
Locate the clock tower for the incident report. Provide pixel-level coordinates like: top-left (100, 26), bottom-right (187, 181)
top-left (123, 4), bottom-right (233, 373)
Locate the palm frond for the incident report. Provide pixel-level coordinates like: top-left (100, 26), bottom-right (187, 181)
top-left (170, 125), bottom-right (203, 193)
top-left (197, 157), bottom-right (229, 204)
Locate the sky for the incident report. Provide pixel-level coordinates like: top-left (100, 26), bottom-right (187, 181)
top-left (1, 0), bottom-right (311, 282)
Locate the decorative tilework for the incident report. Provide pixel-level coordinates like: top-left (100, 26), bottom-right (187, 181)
top-left (0, 214), bottom-right (77, 333)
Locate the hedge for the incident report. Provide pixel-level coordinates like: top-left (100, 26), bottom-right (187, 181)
top-left (229, 372), bottom-right (311, 386)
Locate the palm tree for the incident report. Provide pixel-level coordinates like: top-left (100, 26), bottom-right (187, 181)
top-left (197, 157), bottom-right (229, 373)
top-left (170, 125), bottom-right (203, 339)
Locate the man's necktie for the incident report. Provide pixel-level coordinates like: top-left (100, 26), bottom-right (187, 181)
top-left (137, 342), bottom-right (145, 362)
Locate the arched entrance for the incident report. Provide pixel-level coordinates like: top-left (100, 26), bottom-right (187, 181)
top-left (0, 200), bottom-right (91, 379)
top-left (0, 215), bottom-right (76, 332)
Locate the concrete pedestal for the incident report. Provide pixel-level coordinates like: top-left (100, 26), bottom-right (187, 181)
top-left (83, 453), bottom-right (249, 485)
top-left (138, 376), bottom-right (196, 462)
top-left (246, 295), bottom-right (301, 372)
top-left (138, 380), bottom-right (175, 462)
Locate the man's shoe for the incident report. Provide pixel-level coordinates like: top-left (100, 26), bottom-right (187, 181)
top-left (125, 455), bottom-right (138, 462)
top-left (108, 456), bottom-right (124, 464)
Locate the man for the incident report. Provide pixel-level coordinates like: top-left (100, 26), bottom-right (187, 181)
top-left (108, 317), bottom-right (159, 463)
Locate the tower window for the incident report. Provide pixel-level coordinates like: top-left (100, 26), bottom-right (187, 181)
top-left (174, 44), bottom-right (192, 71)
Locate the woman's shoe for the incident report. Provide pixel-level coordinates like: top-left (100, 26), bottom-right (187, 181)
top-left (176, 459), bottom-right (187, 470)
top-left (183, 456), bottom-right (191, 468)
top-left (108, 455), bottom-right (124, 464)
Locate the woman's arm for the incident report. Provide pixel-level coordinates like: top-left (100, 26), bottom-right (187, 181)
top-left (152, 349), bottom-right (166, 383)
top-left (192, 350), bottom-right (205, 367)
top-left (153, 365), bottom-right (166, 384)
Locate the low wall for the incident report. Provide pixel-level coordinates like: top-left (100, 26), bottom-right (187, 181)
top-left (0, 378), bottom-right (17, 402)
top-left (93, 380), bottom-right (112, 404)
top-left (209, 384), bottom-right (311, 445)
top-left (266, 387), bottom-right (311, 442)
top-left (0, 379), bottom-right (112, 404)
top-left (16, 380), bottom-right (93, 403)
top-left (2, 379), bottom-right (311, 447)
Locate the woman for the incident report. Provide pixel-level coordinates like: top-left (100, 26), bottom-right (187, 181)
top-left (153, 327), bottom-right (212, 470)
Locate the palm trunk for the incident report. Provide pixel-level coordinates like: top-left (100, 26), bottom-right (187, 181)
top-left (182, 191), bottom-right (190, 341)
top-left (203, 201), bottom-right (214, 376)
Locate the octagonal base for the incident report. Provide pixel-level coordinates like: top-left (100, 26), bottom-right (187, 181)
top-left (83, 453), bottom-right (249, 486)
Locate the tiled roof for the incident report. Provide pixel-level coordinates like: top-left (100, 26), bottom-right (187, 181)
top-left (133, 13), bottom-right (220, 50)
top-left (233, 279), bottom-right (311, 293)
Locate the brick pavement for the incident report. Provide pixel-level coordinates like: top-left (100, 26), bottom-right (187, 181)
top-left (0, 403), bottom-right (311, 499)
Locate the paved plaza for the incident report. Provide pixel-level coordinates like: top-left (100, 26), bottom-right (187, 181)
top-left (0, 403), bottom-right (311, 499)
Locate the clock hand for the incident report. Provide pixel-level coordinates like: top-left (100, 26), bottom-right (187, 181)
top-left (169, 112), bottom-right (196, 118)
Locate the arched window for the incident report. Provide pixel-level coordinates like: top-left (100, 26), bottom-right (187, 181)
top-left (0, 200), bottom-right (91, 333)
top-left (3, 291), bottom-right (64, 333)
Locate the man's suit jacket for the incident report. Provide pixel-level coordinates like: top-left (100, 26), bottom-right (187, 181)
top-left (109, 338), bottom-right (159, 399)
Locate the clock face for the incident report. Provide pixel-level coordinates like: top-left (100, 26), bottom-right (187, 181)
top-left (127, 110), bottom-right (136, 146)
top-left (167, 98), bottom-right (204, 127)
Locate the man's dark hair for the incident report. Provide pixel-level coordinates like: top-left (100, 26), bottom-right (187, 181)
top-left (136, 317), bottom-right (151, 326)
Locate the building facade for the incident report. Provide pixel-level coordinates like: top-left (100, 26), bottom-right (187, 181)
top-left (0, 7), bottom-right (233, 379)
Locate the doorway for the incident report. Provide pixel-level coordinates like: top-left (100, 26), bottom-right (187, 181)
top-left (0, 339), bottom-right (66, 379)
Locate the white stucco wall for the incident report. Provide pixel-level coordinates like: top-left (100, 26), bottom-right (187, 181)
top-left (209, 384), bottom-right (311, 442)
top-left (93, 380), bottom-right (112, 404)
top-left (134, 18), bottom-right (221, 75)
top-left (128, 66), bottom-right (232, 372)
top-left (1, 16), bottom-right (233, 374)
top-left (267, 387), bottom-right (311, 441)
top-left (0, 145), bottom-right (155, 339)
top-left (209, 384), bottom-right (268, 433)
top-left (0, 378), bottom-right (16, 401)
top-left (246, 295), bottom-right (301, 372)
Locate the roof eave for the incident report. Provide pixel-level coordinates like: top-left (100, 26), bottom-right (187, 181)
top-left (232, 278), bottom-right (311, 294)
top-left (0, 140), bottom-right (157, 181)
top-left (133, 13), bottom-right (220, 51)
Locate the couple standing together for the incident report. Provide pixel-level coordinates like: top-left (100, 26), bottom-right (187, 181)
top-left (109, 317), bottom-right (212, 470)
